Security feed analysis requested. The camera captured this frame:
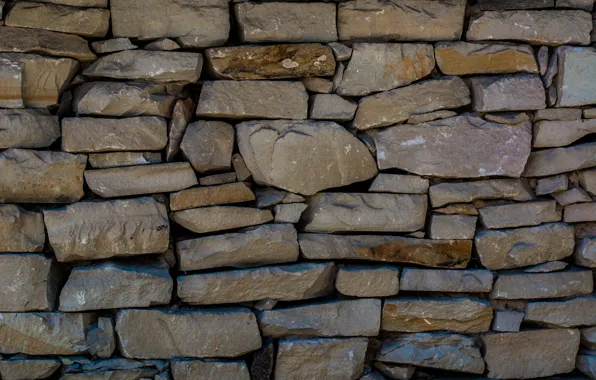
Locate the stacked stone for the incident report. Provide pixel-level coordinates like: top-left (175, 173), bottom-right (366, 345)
top-left (0, 0), bottom-right (596, 379)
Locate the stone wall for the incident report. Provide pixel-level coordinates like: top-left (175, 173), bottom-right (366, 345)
top-left (0, 0), bottom-right (595, 379)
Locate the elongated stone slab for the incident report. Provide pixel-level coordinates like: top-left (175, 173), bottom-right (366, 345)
top-left (116, 308), bottom-right (262, 359)
top-left (300, 234), bottom-right (472, 268)
top-left (369, 174), bottom-right (429, 194)
top-left (177, 224), bottom-right (298, 271)
top-left (0, 205), bottom-right (45, 252)
top-left (0, 57), bottom-right (23, 108)
top-left (0, 109), bottom-right (60, 149)
top-left (171, 206), bottom-right (273, 234)
top-left (475, 223), bottom-right (575, 270)
top-left (206, 44), bottom-right (335, 80)
top-left (171, 359), bottom-right (250, 380)
top-left (0, 358), bottom-right (60, 380)
top-left (472, 0), bottom-right (554, 10)
top-left (91, 37), bottom-right (137, 54)
top-left (85, 162), bottom-right (198, 198)
top-left (525, 296), bottom-right (596, 327)
top-left (170, 182), bottom-right (254, 211)
top-left (302, 193), bottom-right (427, 233)
top-left (0, 149), bottom-right (86, 203)
top-left (88, 152), bottom-right (161, 169)
top-left (336, 266), bottom-right (400, 297)
top-left (523, 142), bottom-right (596, 177)
top-left (478, 200), bottom-right (561, 229)
top-left (375, 114), bottom-right (532, 177)
top-left (533, 119), bottom-right (596, 147)
top-left (470, 74), bottom-right (545, 112)
top-left (491, 270), bottom-right (593, 299)
top-left (429, 179), bottom-right (532, 207)
top-left (177, 263), bottom-right (335, 305)
top-left (62, 117), bottom-right (167, 153)
top-left (556, 46), bottom-right (596, 107)
top-left (400, 268), bottom-right (494, 293)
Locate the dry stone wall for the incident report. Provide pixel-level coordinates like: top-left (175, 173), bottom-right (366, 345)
top-left (1, 0), bottom-right (596, 379)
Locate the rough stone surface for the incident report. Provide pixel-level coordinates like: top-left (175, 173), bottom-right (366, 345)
top-left (91, 38), bottom-right (137, 54)
top-left (302, 77), bottom-right (333, 93)
top-left (536, 174), bottom-right (569, 194)
top-left (430, 179), bottom-right (533, 207)
top-left (0, 57), bottom-right (23, 108)
top-left (534, 119), bottom-right (596, 148)
top-left (524, 260), bottom-right (568, 272)
top-left (369, 174), bottom-right (429, 194)
top-left (374, 363), bottom-right (414, 380)
top-left (0, 358), bottom-right (61, 380)
top-left (199, 172), bottom-right (237, 186)
top-left (86, 317), bottom-right (115, 358)
top-left (577, 349), bottom-right (596, 378)
top-left (578, 168), bottom-right (596, 195)
top-left (88, 152), bottom-right (162, 169)
top-left (180, 120), bottom-right (233, 173)
top-left (429, 214), bottom-right (477, 240)
top-left (535, 108), bottom-right (583, 121)
top-left (556, 46), bottom-right (596, 107)
top-left (0, 204), bottom-right (45, 252)
top-left (171, 359), bottom-right (250, 380)
top-left (492, 310), bottom-right (524, 332)
top-left (274, 203), bottom-right (307, 224)
top-left (553, 187), bottom-right (592, 205)
top-left (469, 74), bottom-right (546, 112)
top-left (400, 268), bottom-right (493, 293)
top-left (170, 182), bottom-right (254, 211)
top-left (310, 94), bottom-right (357, 121)
top-left (491, 270), bottom-right (593, 299)
top-left (478, 200), bottom-right (562, 229)
top-left (166, 99), bottom-right (194, 161)
top-left (565, 202), bottom-right (596, 222)
top-left (144, 38), bottom-right (180, 51)
top-left (335, 266), bottom-right (400, 297)
top-left (525, 296), bottom-right (596, 327)
top-left (523, 142), bottom-right (596, 177)
top-left (407, 110), bottom-right (457, 124)
top-left (171, 206), bottom-right (273, 234)
top-left (574, 237), bottom-right (596, 267)
top-left (582, 327), bottom-right (596, 349)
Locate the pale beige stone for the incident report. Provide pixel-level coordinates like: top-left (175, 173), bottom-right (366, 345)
top-left (170, 182), bottom-right (254, 211)
top-left (170, 206), bottom-right (273, 234)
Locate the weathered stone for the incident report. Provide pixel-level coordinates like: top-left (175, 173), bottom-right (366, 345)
top-left (400, 268), bottom-right (493, 293)
top-left (302, 193), bottom-right (427, 233)
top-left (275, 338), bottom-right (368, 380)
top-left (0, 205), bottom-right (44, 252)
top-left (116, 308), bottom-right (261, 359)
top-left (170, 183), bottom-right (254, 211)
top-left (435, 41), bottom-right (538, 75)
top-left (369, 174), bottom-right (428, 194)
top-left (144, 38), bottom-right (180, 51)
top-left (373, 363), bottom-right (414, 380)
top-left (0, 312), bottom-right (92, 355)
top-left (60, 358), bottom-right (167, 378)
top-left (176, 224), bottom-right (298, 271)
top-left (0, 149), bottom-right (86, 203)
top-left (0, 110), bottom-right (58, 149)
top-left (547, 83), bottom-right (557, 105)
top-left (336, 43), bottom-right (434, 96)
top-left (259, 299), bottom-right (381, 338)
top-left (482, 329), bottom-right (581, 379)
top-left (197, 81), bottom-right (307, 120)
top-left (235, 3), bottom-right (336, 43)
top-left (523, 142), bottom-right (596, 177)
top-left (430, 179), bottom-right (532, 208)
top-left (525, 296), bottom-right (596, 327)
top-left (6, 2), bottom-right (109, 37)
top-left (492, 310), bottom-right (524, 332)
top-left (171, 359), bottom-right (250, 380)
top-left (338, 0), bottom-right (466, 41)
top-left (88, 152), bottom-right (161, 169)
top-left (556, 46), bottom-right (596, 107)
top-left (0, 56), bottom-right (22, 108)
top-left (577, 349), bottom-right (596, 379)
top-left (332, 61), bottom-right (344, 92)
top-left (376, 115), bottom-right (532, 177)
top-left (582, 327), bottom-right (596, 349)
top-left (557, 0), bottom-right (594, 10)
top-left (310, 94), bottom-right (357, 121)
top-left (199, 172), bottom-right (237, 186)
top-left (62, 116), bottom-right (167, 153)
top-left (435, 204), bottom-right (479, 216)
top-left (382, 297), bottom-right (492, 333)
top-left (237, 120), bottom-right (377, 195)
top-left (536, 174), bottom-right (569, 195)
top-left (555, 187), bottom-right (593, 205)
top-left (274, 203), bottom-right (307, 224)
top-left (166, 99), bottom-right (193, 161)
top-left (574, 237), bottom-right (596, 267)
top-left (538, 45), bottom-right (549, 75)
top-left (329, 42), bottom-right (352, 61)
top-left (73, 82), bottom-right (176, 117)
top-left (86, 317), bottom-right (115, 358)
top-left (300, 234), bottom-right (472, 268)
top-left (91, 38), bottom-right (137, 54)
top-left (535, 108), bottom-right (583, 121)
top-left (470, 74), bottom-right (546, 112)
top-left (171, 206), bottom-right (272, 234)
top-left (491, 270), bottom-right (593, 299)
top-left (565, 202), bottom-right (596, 222)
top-left (178, 262), bottom-right (335, 305)
top-left (484, 112), bottom-right (531, 125)
top-left (85, 162), bottom-right (197, 198)
top-left (578, 168), bottom-right (596, 195)
top-left (251, 339), bottom-right (274, 380)
top-left (467, 10), bottom-right (592, 46)
top-left (525, 260), bottom-right (568, 272)
top-left (84, 50), bottom-right (202, 83)
top-left (544, 47), bottom-right (560, 88)
top-left (585, 108), bottom-right (596, 118)
top-left (302, 77), bottom-right (333, 94)
top-left (534, 119), bottom-right (596, 148)
top-left (407, 110), bottom-right (457, 124)
top-left (377, 333), bottom-right (484, 374)
top-left (479, 200), bottom-right (561, 229)
top-left (475, 223), bottom-right (575, 270)
top-left (336, 266), bottom-right (399, 297)
top-left (472, 0), bottom-right (554, 9)
top-left (0, 358), bottom-right (61, 380)
top-left (429, 215), bottom-right (477, 240)
top-left (181, 120), bottom-right (233, 173)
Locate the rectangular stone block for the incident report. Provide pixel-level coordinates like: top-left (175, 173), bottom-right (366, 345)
top-left (88, 152), bottom-right (162, 169)
top-left (170, 206), bottom-right (273, 234)
top-left (491, 270), bottom-right (593, 299)
top-left (556, 46), bottom-right (596, 107)
top-left (400, 268), bottom-right (494, 293)
top-left (525, 296), bottom-right (596, 327)
top-left (565, 202), bottom-right (596, 222)
top-left (336, 266), bottom-right (400, 298)
top-left (0, 109), bottom-right (60, 149)
top-left (523, 142), bottom-right (596, 177)
top-left (368, 174), bottom-right (429, 194)
top-left (429, 179), bottom-right (532, 207)
top-left (0, 57), bottom-right (23, 108)
top-left (478, 200), bottom-right (562, 229)
top-left (469, 74), bottom-right (546, 112)
top-left (0, 205), bottom-right (45, 252)
top-left (533, 119), bottom-right (596, 147)
top-left (429, 214), bottom-right (477, 240)
top-left (169, 182), bottom-right (254, 211)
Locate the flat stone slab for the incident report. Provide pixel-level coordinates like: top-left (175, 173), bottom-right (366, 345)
top-left (91, 38), bottom-right (137, 54)
top-left (523, 142), bottom-right (596, 177)
top-left (478, 200), bottom-right (562, 229)
top-left (556, 47), bottom-right (596, 107)
top-left (369, 174), bottom-right (429, 194)
top-left (60, 358), bottom-right (165, 378)
top-left (535, 108), bottom-right (583, 121)
top-left (430, 179), bottom-right (532, 207)
top-left (171, 359), bottom-right (250, 380)
top-left (43, 197), bottom-right (169, 262)
top-left (469, 74), bottom-right (546, 112)
top-left (116, 308), bottom-right (261, 359)
top-left (535, 174), bottom-right (568, 195)
top-left (533, 119), bottom-right (596, 147)
top-left (0, 204), bottom-right (45, 252)
top-left (472, 0), bottom-right (555, 10)
top-left (299, 234), bottom-right (472, 269)
top-left (0, 110), bottom-right (60, 150)
top-left (336, 266), bottom-right (400, 297)
top-left (525, 295), bottom-right (596, 327)
top-left (400, 268), bottom-right (494, 293)
top-left (170, 182), bottom-right (254, 211)
top-left (180, 120), bottom-right (234, 173)
top-left (170, 206), bottom-right (273, 234)
top-left (482, 329), bottom-right (581, 379)
top-left (0, 358), bottom-right (60, 380)
top-left (258, 299), bottom-right (381, 338)
top-left (177, 263), bottom-right (335, 305)
top-left (491, 270), bottom-right (593, 299)
top-left (429, 214), bottom-right (477, 240)
top-left (475, 223), bottom-right (575, 270)
top-left (309, 94), bottom-right (357, 121)
top-left (176, 224), bottom-right (299, 271)
top-left (88, 152), bottom-right (162, 169)
top-left (375, 114), bottom-right (532, 177)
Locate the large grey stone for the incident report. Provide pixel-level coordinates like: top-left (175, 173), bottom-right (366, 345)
top-left (170, 206), bottom-right (273, 234)
top-left (302, 193), bottom-right (427, 233)
top-left (310, 94), bottom-right (357, 121)
top-left (236, 120), bottom-right (377, 195)
top-left (475, 223), bottom-right (575, 270)
top-left (116, 308), bottom-right (262, 359)
top-left (166, 99), bottom-right (194, 161)
top-left (556, 46), bottom-right (596, 107)
top-left (400, 268), bottom-right (493, 293)
top-left (469, 74), bottom-right (546, 112)
top-left (258, 299), bottom-right (381, 338)
top-left (482, 329), bottom-right (581, 379)
top-left (0, 109), bottom-right (60, 149)
top-left (43, 197), bottom-right (169, 262)
top-left (88, 152), bottom-right (162, 169)
top-left (336, 266), bottom-right (399, 297)
top-left (523, 142), bottom-right (596, 177)
top-left (533, 119), bottom-right (596, 147)
top-left (170, 182), bottom-right (254, 211)
top-left (181, 121), bottom-right (234, 173)
top-left (375, 114), bottom-right (532, 177)
top-left (171, 359), bottom-right (250, 380)
top-left (178, 262), bottom-right (335, 305)
top-left (176, 224), bottom-right (298, 271)
top-left (492, 310), bottom-right (524, 332)
top-left (491, 270), bottom-right (593, 299)
top-left (430, 179), bottom-right (532, 207)
top-left (0, 205), bottom-right (44, 252)
top-left (565, 202), bottom-right (596, 222)
top-left (478, 200), bottom-right (562, 229)
top-left (525, 296), bottom-right (596, 327)
top-left (574, 237), bottom-right (596, 267)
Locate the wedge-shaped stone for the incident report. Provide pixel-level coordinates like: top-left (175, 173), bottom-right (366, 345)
top-left (170, 182), bottom-right (254, 211)
top-left (59, 261), bottom-right (173, 311)
top-left (524, 142), bottom-right (596, 177)
top-left (435, 41), bottom-right (538, 75)
top-left (579, 168), bottom-right (596, 195)
top-left (197, 81), bottom-right (307, 120)
top-left (111, 0), bottom-right (229, 48)
top-left (375, 115), bottom-right (532, 177)
top-left (353, 76), bottom-right (470, 130)
top-left (556, 46), bottom-right (596, 107)
top-left (0, 26), bottom-right (96, 62)
top-left (62, 116), bottom-right (167, 153)
top-left (0, 312), bottom-right (93, 355)
top-left (0, 149), bottom-right (86, 203)
top-left (73, 82), bottom-right (176, 117)
top-left (525, 296), bottom-right (596, 327)
top-left (382, 297), bottom-right (493, 333)
top-left (536, 174), bottom-right (568, 195)
top-left (534, 119), bottom-right (596, 148)
top-left (302, 193), bottom-right (427, 233)
top-left (309, 94), bottom-right (357, 121)
top-left (177, 224), bottom-right (298, 271)
top-left (275, 338), bottom-right (368, 380)
top-left (300, 234), bottom-right (472, 268)
top-left (0, 254), bottom-right (59, 312)
top-left (336, 43), bottom-right (434, 96)
top-left (369, 174), bottom-right (428, 194)
top-left (400, 268), bottom-right (493, 293)
top-left (565, 202), bottom-right (596, 222)
top-left (181, 120), bottom-right (234, 173)
top-left (577, 349), bottom-right (596, 379)
top-left (171, 359), bottom-right (250, 380)
top-left (475, 223), bottom-right (575, 270)
top-left (235, 3), bottom-right (337, 43)
top-left (0, 358), bottom-right (60, 380)
top-left (237, 120), bottom-right (377, 195)
top-left (429, 179), bottom-right (532, 208)
top-left (467, 10), bottom-right (592, 46)
top-left (491, 270), bottom-right (593, 299)
top-left (482, 329), bottom-right (581, 379)
top-left (43, 197), bottom-right (169, 262)
top-left (166, 99), bottom-right (194, 161)
top-left (88, 152), bottom-right (161, 169)
top-left (177, 262), bottom-right (335, 305)
top-left (479, 200), bottom-right (561, 229)
top-left (84, 51), bottom-right (202, 83)
top-left (575, 237), bottom-right (596, 267)
top-left (85, 162), bottom-right (197, 198)
top-left (336, 266), bottom-right (400, 297)
top-left (0, 205), bottom-right (45, 252)
top-left (116, 308), bottom-right (261, 359)
top-left (377, 333), bottom-right (485, 374)
top-left (470, 74), bottom-right (546, 112)
top-left (0, 109), bottom-right (60, 149)
top-left (91, 38), bottom-right (137, 54)
top-left (171, 206), bottom-right (272, 234)
top-left (207, 44), bottom-right (335, 80)
top-left (338, 0), bottom-right (466, 41)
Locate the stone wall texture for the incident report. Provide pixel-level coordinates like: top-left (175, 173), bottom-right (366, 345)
top-left (1, 0), bottom-right (596, 379)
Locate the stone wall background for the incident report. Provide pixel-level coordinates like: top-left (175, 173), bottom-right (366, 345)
top-left (0, 0), bottom-right (596, 379)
